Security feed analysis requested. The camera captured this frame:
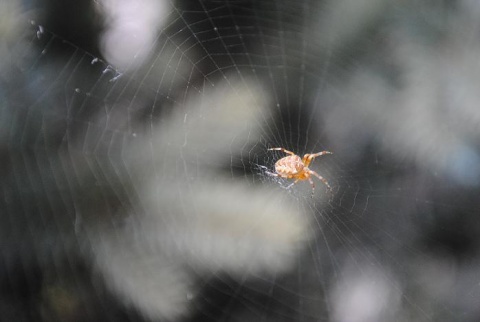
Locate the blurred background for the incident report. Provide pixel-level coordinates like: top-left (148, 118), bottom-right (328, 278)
top-left (2, 0), bottom-right (480, 321)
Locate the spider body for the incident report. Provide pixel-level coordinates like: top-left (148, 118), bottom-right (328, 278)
top-left (274, 155), bottom-right (305, 176)
top-left (268, 147), bottom-right (332, 195)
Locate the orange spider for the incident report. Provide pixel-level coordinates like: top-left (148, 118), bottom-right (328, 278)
top-left (267, 147), bottom-right (333, 195)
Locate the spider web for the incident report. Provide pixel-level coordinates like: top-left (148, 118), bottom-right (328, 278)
top-left (2, 1), bottom-right (480, 321)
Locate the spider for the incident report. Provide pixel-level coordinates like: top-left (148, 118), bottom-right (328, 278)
top-left (267, 147), bottom-right (333, 195)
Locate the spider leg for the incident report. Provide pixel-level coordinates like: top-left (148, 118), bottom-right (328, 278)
top-left (309, 151), bottom-right (333, 158)
top-left (303, 151), bottom-right (333, 167)
top-left (308, 177), bottom-right (315, 197)
top-left (268, 147), bottom-right (295, 156)
top-left (286, 178), bottom-right (300, 189)
top-left (265, 171), bottom-right (280, 177)
top-left (309, 169), bottom-right (332, 192)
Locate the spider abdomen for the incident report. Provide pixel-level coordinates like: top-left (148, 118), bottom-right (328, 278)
top-left (274, 155), bottom-right (304, 175)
